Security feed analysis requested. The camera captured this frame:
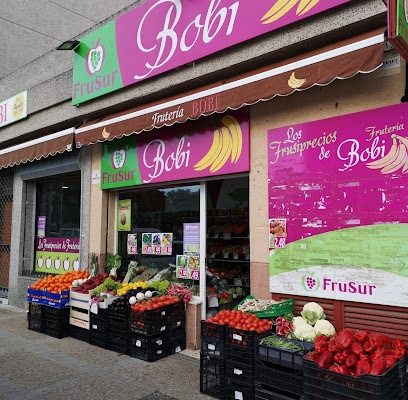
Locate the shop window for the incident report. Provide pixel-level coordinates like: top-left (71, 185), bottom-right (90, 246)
top-left (32, 175), bottom-right (81, 273)
top-left (118, 184), bottom-right (200, 276)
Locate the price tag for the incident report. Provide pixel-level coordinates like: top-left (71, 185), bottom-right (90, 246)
top-left (143, 245), bottom-right (152, 254)
top-left (164, 245), bottom-right (172, 255)
top-left (178, 268), bottom-right (188, 279)
top-left (190, 269), bottom-right (200, 280)
top-left (154, 246), bottom-right (162, 255)
top-left (129, 245), bottom-right (137, 255)
top-left (274, 237), bottom-right (286, 248)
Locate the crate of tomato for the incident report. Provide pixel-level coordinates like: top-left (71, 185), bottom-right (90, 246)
top-left (303, 328), bottom-right (407, 400)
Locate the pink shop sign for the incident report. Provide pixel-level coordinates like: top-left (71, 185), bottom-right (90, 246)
top-left (73, 0), bottom-right (352, 104)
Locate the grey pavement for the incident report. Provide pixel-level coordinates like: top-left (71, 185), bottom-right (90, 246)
top-left (0, 304), bottom-right (213, 400)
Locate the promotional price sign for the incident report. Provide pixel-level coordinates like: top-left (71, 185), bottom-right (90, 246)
top-left (176, 255), bottom-right (200, 280)
top-left (141, 233), bottom-right (173, 255)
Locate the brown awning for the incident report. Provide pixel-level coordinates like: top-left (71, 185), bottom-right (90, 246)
top-left (0, 128), bottom-right (74, 169)
top-left (75, 28), bottom-right (385, 147)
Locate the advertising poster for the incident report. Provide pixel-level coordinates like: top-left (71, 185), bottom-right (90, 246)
top-left (268, 102), bottom-right (408, 307)
top-left (127, 234), bottom-right (137, 255)
top-left (117, 199), bottom-right (131, 231)
top-left (37, 216), bottom-right (46, 238)
top-left (176, 255), bottom-right (200, 280)
top-left (183, 222), bottom-right (200, 254)
top-left (35, 237), bottom-right (80, 274)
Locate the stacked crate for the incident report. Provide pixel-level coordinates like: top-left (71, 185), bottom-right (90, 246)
top-left (225, 326), bottom-right (258, 400)
top-left (69, 288), bottom-right (91, 342)
top-left (108, 307), bottom-right (129, 354)
top-left (200, 321), bottom-right (227, 400)
top-left (255, 335), bottom-right (313, 400)
top-left (27, 287), bottom-right (70, 338)
top-left (89, 308), bottom-right (109, 349)
top-left (166, 301), bottom-right (186, 355)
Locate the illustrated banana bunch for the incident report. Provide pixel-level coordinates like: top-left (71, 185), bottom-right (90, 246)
top-left (193, 115), bottom-right (243, 173)
top-left (261, 0), bottom-right (320, 24)
top-left (288, 72), bottom-right (306, 89)
top-left (366, 134), bottom-right (408, 174)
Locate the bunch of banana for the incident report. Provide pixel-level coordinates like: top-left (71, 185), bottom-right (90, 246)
top-left (194, 115), bottom-right (243, 173)
top-left (288, 72), bottom-right (306, 89)
top-left (366, 134), bottom-right (408, 174)
top-left (261, 0), bottom-right (320, 24)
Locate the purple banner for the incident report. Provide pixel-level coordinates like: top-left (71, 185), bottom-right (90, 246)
top-left (36, 237), bottom-right (80, 253)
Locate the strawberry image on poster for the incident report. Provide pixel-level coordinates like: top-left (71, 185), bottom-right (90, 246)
top-left (86, 38), bottom-right (105, 75)
top-left (112, 148), bottom-right (126, 169)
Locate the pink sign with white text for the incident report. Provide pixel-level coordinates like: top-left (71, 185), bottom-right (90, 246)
top-left (268, 102), bottom-right (408, 307)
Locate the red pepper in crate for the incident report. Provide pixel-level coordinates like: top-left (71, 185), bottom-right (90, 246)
top-left (370, 349), bottom-right (385, 361)
top-left (333, 352), bottom-right (347, 365)
top-left (354, 329), bottom-right (369, 343)
top-left (317, 350), bottom-right (334, 369)
top-left (314, 334), bottom-right (329, 354)
top-left (355, 359), bottom-right (371, 376)
top-left (383, 354), bottom-right (397, 369)
top-left (345, 353), bottom-right (358, 368)
top-left (370, 357), bottom-right (386, 375)
top-left (305, 351), bottom-right (320, 363)
top-left (335, 328), bottom-right (354, 350)
top-left (393, 338), bottom-right (407, 358)
top-left (351, 341), bottom-right (364, 356)
top-left (363, 339), bottom-right (376, 353)
top-left (329, 364), bottom-right (348, 374)
top-left (327, 337), bottom-right (341, 353)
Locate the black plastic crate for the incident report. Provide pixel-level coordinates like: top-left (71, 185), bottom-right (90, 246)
top-left (201, 320), bottom-right (226, 342)
top-left (200, 354), bottom-right (226, 376)
top-left (303, 358), bottom-right (400, 400)
top-left (29, 302), bottom-right (44, 318)
top-left (166, 301), bottom-right (184, 320)
top-left (43, 307), bottom-right (70, 338)
top-left (167, 326), bottom-right (186, 355)
top-left (129, 318), bottom-right (166, 335)
top-left (201, 336), bottom-right (227, 359)
top-left (70, 324), bottom-right (90, 342)
top-left (225, 379), bottom-right (255, 400)
top-left (226, 326), bottom-right (257, 349)
top-left (28, 314), bottom-right (43, 333)
top-left (256, 360), bottom-right (303, 396)
top-left (90, 309), bottom-right (109, 333)
top-left (166, 315), bottom-right (186, 330)
top-left (128, 331), bottom-right (167, 362)
top-left (200, 369), bottom-right (226, 399)
top-left (226, 358), bottom-right (256, 383)
top-left (90, 329), bottom-right (109, 349)
top-left (227, 344), bottom-right (256, 364)
top-left (399, 356), bottom-right (408, 400)
top-left (108, 308), bottom-right (128, 328)
top-left (255, 383), bottom-right (301, 400)
top-left (108, 332), bottom-right (129, 354)
top-left (256, 336), bottom-right (314, 371)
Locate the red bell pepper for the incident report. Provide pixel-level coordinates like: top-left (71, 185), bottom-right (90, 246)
top-left (329, 364), bottom-right (348, 375)
top-left (363, 339), bottom-right (376, 353)
top-left (327, 338), bottom-right (341, 353)
top-left (351, 341), bottom-right (364, 356)
top-left (345, 354), bottom-right (358, 368)
top-left (383, 354), bottom-right (397, 369)
top-left (355, 359), bottom-right (371, 377)
top-left (305, 351), bottom-right (320, 363)
top-left (392, 338), bottom-right (407, 359)
top-left (370, 349), bottom-right (385, 361)
top-left (354, 330), bottom-right (369, 343)
top-left (370, 357), bottom-right (386, 375)
top-left (334, 352), bottom-right (347, 365)
top-left (336, 328), bottom-right (354, 350)
top-left (317, 350), bottom-right (334, 369)
top-left (314, 334), bottom-right (329, 354)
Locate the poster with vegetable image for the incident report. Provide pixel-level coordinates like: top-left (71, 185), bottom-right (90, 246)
top-left (176, 255), bottom-right (200, 280)
top-left (268, 102), bottom-right (408, 307)
top-left (117, 199), bottom-right (131, 231)
top-left (141, 233), bottom-right (173, 255)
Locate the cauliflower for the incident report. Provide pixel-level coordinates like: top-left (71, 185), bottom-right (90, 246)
top-left (301, 302), bottom-right (325, 325)
top-left (292, 316), bottom-right (308, 326)
top-left (314, 319), bottom-right (336, 338)
top-left (290, 322), bottom-right (316, 342)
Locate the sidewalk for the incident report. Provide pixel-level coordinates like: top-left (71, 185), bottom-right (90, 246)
top-left (0, 304), bottom-right (213, 400)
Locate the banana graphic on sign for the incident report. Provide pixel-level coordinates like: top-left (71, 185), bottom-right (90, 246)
top-left (288, 72), bottom-right (306, 89)
top-left (193, 115), bottom-right (243, 173)
top-left (366, 134), bottom-right (408, 174)
top-left (261, 0), bottom-right (320, 24)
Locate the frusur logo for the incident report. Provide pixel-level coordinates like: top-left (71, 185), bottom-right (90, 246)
top-left (301, 272), bottom-right (320, 292)
top-left (85, 38), bottom-right (105, 75)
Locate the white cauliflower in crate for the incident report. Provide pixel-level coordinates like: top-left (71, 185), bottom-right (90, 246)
top-left (314, 319), bottom-right (336, 338)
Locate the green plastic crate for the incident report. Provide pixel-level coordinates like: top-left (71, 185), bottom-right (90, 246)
top-left (234, 295), bottom-right (294, 318)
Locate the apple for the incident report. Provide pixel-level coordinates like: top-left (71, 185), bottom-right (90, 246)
top-left (86, 38), bottom-right (104, 75)
top-left (54, 257), bottom-right (60, 270)
top-left (46, 257), bottom-right (52, 269)
top-left (73, 258), bottom-right (80, 271)
top-left (37, 256), bottom-right (43, 268)
top-left (63, 258), bottom-right (70, 271)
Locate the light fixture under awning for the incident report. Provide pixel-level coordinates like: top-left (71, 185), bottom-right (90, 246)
top-left (0, 128), bottom-right (74, 169)
top-left (75, 27), bottom-right (385, 148)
